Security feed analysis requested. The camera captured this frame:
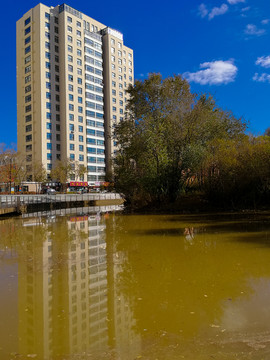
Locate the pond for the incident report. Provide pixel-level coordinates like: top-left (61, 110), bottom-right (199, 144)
top-left (1, 211), bottom-right (270, 359)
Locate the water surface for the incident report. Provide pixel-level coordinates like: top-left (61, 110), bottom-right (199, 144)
top-left (1, 212), bottom-right (270, 359)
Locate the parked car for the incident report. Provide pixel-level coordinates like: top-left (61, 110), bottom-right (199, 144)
top-left (46, 188), bottom-right (57, 195)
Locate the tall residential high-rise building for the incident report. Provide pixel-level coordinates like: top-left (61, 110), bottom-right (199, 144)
top-left (16, 3), bottom-right (134, 185)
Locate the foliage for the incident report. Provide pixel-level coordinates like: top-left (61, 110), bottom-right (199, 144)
top-left (202, 135), bottom-right (270, 208)
top-left (51, 160), bottom-right (87, 190)
top-left (51, 160), bottom-right (73, 190)
top-left (113, 73), bottom-right (246, 207)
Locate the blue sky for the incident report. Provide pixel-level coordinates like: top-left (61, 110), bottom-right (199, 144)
top-left (1, 0), bottom-right (270, 147)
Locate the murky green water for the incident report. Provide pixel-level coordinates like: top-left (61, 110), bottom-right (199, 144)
top-left (1, 211), bottom-right (270, 359)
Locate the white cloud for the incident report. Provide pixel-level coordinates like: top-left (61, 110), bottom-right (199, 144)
top-left (198, 3), bottom-right (208, 18)
top-left (241, 6), bottom-right (250, 12)
top-left (253, 73), bottom-right (270, 83)
top-left (208, 4), bottom-right (229, 20)
top-left (198, 3), bottom-right (228, 20)
top-left (244, 24), bottom-right (265, 36)
top-left (255, 56), bottom-right (270, 68)
top-left (183, 60), bottom-right (238, 85)
top-left (261, 19), bottom-right (270, 25)
top-left (227, 0), bottom-right (245, 4)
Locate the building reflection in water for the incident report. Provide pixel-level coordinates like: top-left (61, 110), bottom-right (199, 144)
top-left (17, 212), bottom-right (140, 359)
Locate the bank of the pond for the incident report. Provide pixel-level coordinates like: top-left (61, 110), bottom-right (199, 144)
top-left (122, 193), bottom-right (270, 215)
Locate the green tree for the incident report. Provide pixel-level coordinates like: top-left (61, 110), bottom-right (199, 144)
top-left (114, 73), bottom-right (246, 207)
top-left (51, 160), bottom-right (73, 191)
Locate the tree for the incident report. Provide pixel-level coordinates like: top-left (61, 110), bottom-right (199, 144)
top-left (113, 73), bottom-right (246, 207)
top-left (32, 161), bottom-right (47, 193)
top-left (73, 161), bottom-right (87, 181)
top-left (51, 160), bottom-right (73, 191)
top-left (0, 148), bottom-right (29, 193)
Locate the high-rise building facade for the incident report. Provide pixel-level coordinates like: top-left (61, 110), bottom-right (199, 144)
top-left (16, 3), bottom-right (134, 185)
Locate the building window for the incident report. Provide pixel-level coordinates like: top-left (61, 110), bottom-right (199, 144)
top-left (25, 105), bottom-right (31, 112)
top-left (26, 135), bottom-right (32, 142)
top-left (70, 154), bottom-right (75, 160)
top-left (25, 124), bottom-right (32, 132)
top-left (25, 36), bottom-right (31, 45)
top-left (69, 114), bottom-right (74, 121)
top-left (79, 135), bottom-right (83, 142)
top-left (25, 26), bottom-right (31, 35)
top-left (25, 55), bottom-right (31, 64)
top-left (68, 35), bottom-right (72, 43)
top-left (47, 133), bottom-right (52, 140)
top-left (25, 17), bottom-right (31, 26)
top-left (79, 145), bottom-right (84, 151)
top-left (67, 16), bottom-right (72, 23)
top-left (78, 116), bottom-right (83, 123)
top-left (47, 153), bottom-right (52, 160)
top-left (77, 39), bottom-right (81, 47)
top-left (47, 143), bottom-right (52, 150)
top-left (25, 46), bottom-right (31, 55)
top-left (25, 65), bottom-right (31, 74)
top-left (68, 25), bottom-right (72, 33)
top-left (25, 95), bottom-right (31, 103)
top-left (45, 12), bottom-right (50, 20)
top-left (25, 114), bottom-right (32, 122)
top-left (68, 64), bottom-right (73, 72)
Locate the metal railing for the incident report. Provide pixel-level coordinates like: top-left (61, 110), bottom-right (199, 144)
top-left (0, 193), bottom-right (123, 209)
